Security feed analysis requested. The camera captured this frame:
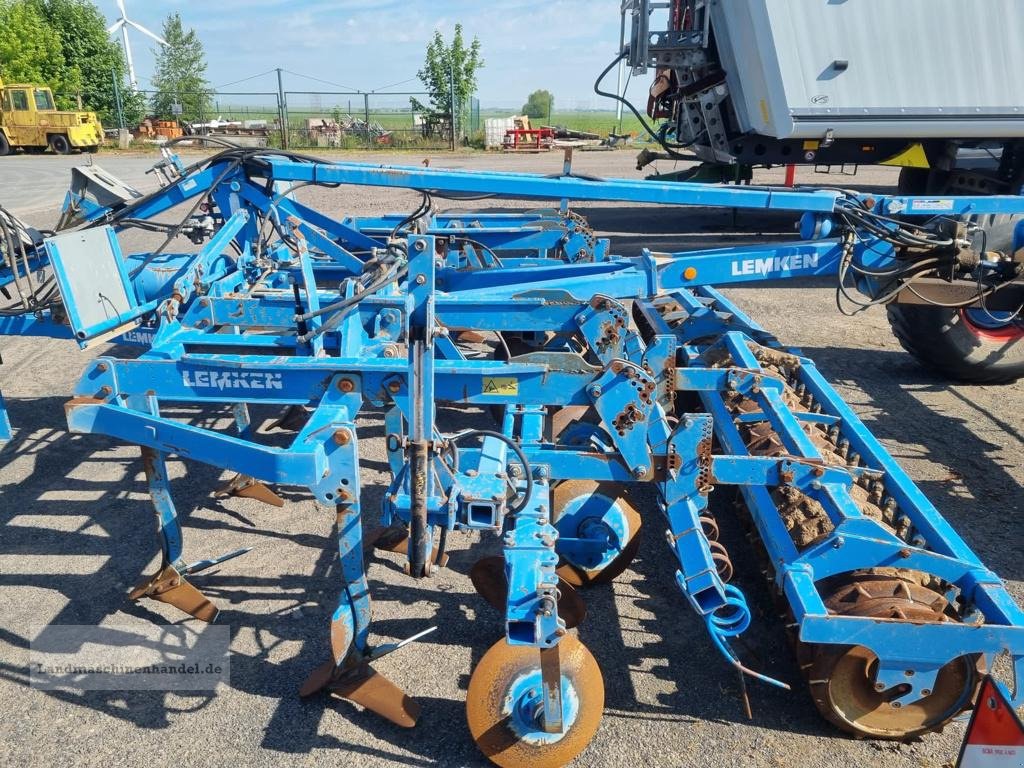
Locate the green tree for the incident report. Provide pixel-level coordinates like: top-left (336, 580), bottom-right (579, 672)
top-left (0, 0), bottom-right (69, 90)
top-left (522, 89), bottom-right (553, 121)
top-left (33, 0), bottom-right (142, 123)
top-left (411, 24), bottom-right (483, 139)
top-left (149, 12), bottom-right (212, 122)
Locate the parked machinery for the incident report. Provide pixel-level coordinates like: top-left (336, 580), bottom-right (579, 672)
top-left (0, 77), bottom-right (104, 155)
top-left (0, 148), bottom-right (1010, 766)
top-left (608, 0), bottom-right (1024, 383)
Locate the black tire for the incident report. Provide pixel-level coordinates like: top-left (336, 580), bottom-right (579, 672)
top-left (886, 304), bottom-right (1024, 383)
top-left (48, 134), bottom-right (71, 154)
top-left (0, 132), bottom-right (10, 156)
top-left (83, 145), bottom-right (99, 154)
top-left (897, 167), bottom-right (930, 195)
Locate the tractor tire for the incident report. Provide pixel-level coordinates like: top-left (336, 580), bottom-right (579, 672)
top-left (0, 132), bottom-right (10, 156)
top-left (48, 134), bottom-right (71, 155)
top-left (886, 304), bottom-right (1024, 383)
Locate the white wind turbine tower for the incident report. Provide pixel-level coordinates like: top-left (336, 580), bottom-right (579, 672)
top-left (107, 0), bottom-right (168, 90)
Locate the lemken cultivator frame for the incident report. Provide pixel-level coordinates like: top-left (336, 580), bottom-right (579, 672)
top-left (1, 146), bottom-right (1023, 766)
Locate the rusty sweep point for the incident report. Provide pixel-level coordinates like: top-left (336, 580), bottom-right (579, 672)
top-left (129, 564), bottom-right (219, 622)
top-left (213, 473), bottom-right (285, 508)
top-left (300, 659), bottom-right (421, 728)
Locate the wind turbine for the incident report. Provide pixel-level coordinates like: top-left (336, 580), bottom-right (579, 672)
top-left (107, 0), bottom-right (168, 90)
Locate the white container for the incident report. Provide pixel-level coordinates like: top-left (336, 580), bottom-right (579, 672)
top-left (712, 0), bottom-right (1024, 139)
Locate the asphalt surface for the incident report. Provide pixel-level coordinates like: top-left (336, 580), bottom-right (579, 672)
top-left (0, 150), bottom-right (1021, 768)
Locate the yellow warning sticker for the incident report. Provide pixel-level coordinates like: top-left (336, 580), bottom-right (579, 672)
top-left (803, 140), bottom-right (820, 151)
top-left (483, 377), bottom-right (518, 396)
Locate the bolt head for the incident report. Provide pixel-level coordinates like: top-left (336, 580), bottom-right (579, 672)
top-left (415, 274), bottom-right (426, 285)
top-left (387, 380), bottom-right (402, 393)
top-left (338, 378), bottom-right (355, 393)
top-left (414, 240), bottom-right (427, 252)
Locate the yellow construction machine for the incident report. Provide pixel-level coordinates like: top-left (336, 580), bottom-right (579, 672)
top-left (0, 78), bottom-right (103, 155)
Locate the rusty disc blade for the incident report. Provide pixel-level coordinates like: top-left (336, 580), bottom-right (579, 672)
top-left (469, 556), bottom-right (508, 610)
top-left (362, 525), bottom-right (408, 555)
top-left (553, 480), bottom-right (642, 587)
top-left (330, 662), bottom-right (421, 728)
top-left (469, 556), bottom-right (586, 629)
top-left (804, 577), bottom-right (981, 739)
top-left (466, 635), bottom-right (604, 768)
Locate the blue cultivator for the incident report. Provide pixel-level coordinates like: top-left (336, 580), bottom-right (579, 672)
top-left (5, 147), bottom-right (1024, 766)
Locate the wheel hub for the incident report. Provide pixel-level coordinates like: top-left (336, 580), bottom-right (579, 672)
top-left (504, 670), bottom-right (581, 746)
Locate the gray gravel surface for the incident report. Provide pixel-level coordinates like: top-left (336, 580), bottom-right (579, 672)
top-left (0, 151), bottom-right (1021, 768)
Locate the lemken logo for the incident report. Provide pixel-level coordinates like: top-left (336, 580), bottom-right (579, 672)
top-left (731, 253), bottom-right (819, 277)
top-left (119, 330), bottom-right (155, 345)
top-left (182, 370), bottom-right (285, 391)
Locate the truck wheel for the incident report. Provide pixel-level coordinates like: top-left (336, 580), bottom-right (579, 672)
top-left (897, 167), bottom-right (930, 195)
top-left (48, 134), bottom-right (71, 155)
top-left (886, 304), bottom-right (1024, 383)
top-left (0, 133), bottom-right (10, 156)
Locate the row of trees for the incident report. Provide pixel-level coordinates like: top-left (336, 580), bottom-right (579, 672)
top-left (0, 1), bottom-right (212, 126)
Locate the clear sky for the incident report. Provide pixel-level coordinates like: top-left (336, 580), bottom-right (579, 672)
top-left (97, 0), bottom-right (644, 111)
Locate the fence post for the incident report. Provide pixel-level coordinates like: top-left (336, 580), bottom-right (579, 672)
top-left (276, 68), bottom-right (289, 149)
top-left (363, 92), bottom-right (371, 149)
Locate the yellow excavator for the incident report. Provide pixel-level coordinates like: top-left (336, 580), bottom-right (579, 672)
top-left (0, 78), bottom-right (103, 155)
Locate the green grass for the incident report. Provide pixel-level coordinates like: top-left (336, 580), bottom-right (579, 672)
top-left (495, 110), bottom-right (646, 137)
top-left (192, 104), bottom-right (650, 151)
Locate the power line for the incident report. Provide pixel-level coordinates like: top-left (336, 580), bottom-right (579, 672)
top-left (371, 76), bottom-right (419, 92)
top-left (215, 69), bottom-right (278, 90)
top-left (281, 69), bottom-right (357, 91)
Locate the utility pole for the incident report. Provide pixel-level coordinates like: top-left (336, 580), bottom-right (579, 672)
top-left (111, 69), bottom-right (125, 130)
top-left (276, 68), bottom-right (289, 149)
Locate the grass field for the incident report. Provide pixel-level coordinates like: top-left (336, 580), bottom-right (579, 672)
top-left (491, 110), bottom-right (646, 136)
top-left (213, 104), bottom-right (648, 137)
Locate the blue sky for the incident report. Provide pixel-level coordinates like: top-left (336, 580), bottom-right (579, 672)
top-left (96, 1), bottom-right (642, 110)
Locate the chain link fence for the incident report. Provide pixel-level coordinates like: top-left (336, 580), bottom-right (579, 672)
top-left (106, 85), bottom-right (482, 151)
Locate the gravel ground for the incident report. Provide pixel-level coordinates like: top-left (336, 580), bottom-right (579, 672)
top-left (0, 151), bottom-right (1021, 768)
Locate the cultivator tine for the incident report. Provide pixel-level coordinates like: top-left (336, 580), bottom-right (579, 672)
top-left (298, 660), bottom-right (338, 698)
top-left (330, 663), bottom-right (421, 728)
top-left (128, 564), bottom-right (219, 623)
top-left (300, 658), bottom-right (421, 727)
top-left (469, 555), bottom-right (587, 629)
top-left (301, 626), bottom-right (433, 727)
top-left (213, 473), bottom-right (285, 508)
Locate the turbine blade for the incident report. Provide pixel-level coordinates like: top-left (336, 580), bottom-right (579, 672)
top-left (107, 19), bottom-right (125, 34)
top-left (127, 19), bottom-right (168, 47)
top-left (116, 0), bottom-right (126, 15)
